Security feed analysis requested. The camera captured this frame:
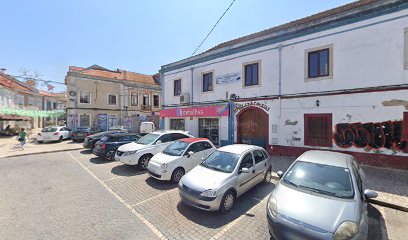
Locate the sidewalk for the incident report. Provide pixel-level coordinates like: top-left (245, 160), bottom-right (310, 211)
top-left (271, 155), bottom-right (408, 212)
top-left (0, 135), bottom-right (83, 159)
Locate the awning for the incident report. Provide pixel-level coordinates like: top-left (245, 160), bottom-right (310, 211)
top-left (0, 114), bottom-right (32, 121)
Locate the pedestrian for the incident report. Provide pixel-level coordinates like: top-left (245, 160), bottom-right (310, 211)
top-left (18, 128), bottom-right (27, 150)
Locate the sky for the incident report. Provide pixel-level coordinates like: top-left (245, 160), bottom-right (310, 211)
top-left (1, 0), bottom-right (354, 92)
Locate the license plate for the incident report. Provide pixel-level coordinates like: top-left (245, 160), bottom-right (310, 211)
top-left (284, 232), bottom-right (306, 240)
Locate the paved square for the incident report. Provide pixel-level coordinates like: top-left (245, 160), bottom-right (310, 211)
top-left (0, 149), bottom-right (404, 239)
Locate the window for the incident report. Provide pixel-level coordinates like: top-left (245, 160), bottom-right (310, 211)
top-left (308, 48), bottom-right (329, 78)
top-left (157, 134), bottom-right (172, 143)
top-left (239, 153), bottom-right (254, 169)
top-left (37, 99), bottom-right (42, 108)
top-left (253, 150), bottom-right (266, 164)
top-left (108, 94), bottom-right (117, 105)
top-left (171, 133), bottom-right (190, 141)
top-left (28, 97), bottom-right (34, 106)
top-left (153, 95), bottom-right (159, 107)
top-left (15, 95), bottom-right (24, 106)
top-left (131, 93), bottom-right (138, 106)
top-left (186, 143), bottom-right (198, 154)
top-left (80, 92), bottom-right (90, 104)
top-left (143, 95), bottom-right (149, 106)
top-left (53, 102), bottom-right (57, 109)
top-left (244, 62), bottom-right (259, 86)
top-left (46, 101), bottom-right (52, 110)
top-left (79, 114), bottom-right (91, 127)
top-left (304, 114), bottom-right (332, 147)
top-left (202, 141), bottom-right (213, 150)
top-left (170, 119), bottom-right (185, 130)
top-left (202, 72), bottom-right (213, 92)
top-left (198, 118), bottom-right (219, 145)
top-left (174, 79), bottom-right (181, 96)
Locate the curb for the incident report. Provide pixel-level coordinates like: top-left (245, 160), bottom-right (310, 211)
top-left (270, 173), bottom-right (408, 213)
top-left (0, 147), bottom-right (84, 159)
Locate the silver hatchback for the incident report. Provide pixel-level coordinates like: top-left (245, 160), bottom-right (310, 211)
top-left (178, 144), bottom-right (272, 213)
top-left (267, 150), bottom-right (378, 240)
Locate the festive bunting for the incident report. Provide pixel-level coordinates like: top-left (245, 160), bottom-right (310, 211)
top-left (0, 108), bottom-right (65, 117)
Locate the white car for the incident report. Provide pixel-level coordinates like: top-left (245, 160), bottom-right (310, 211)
top-left (115, 130), bottom-right (193, 169)
top-left (37, 126), bottom-right (71, 143)
top-left (148, 138), bottom-right (216, 183)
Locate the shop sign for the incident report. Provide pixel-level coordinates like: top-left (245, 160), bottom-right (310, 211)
top-left (216, 72), bottom-right (241, 85)
top-left (160, 105), bottom-right (229, 118)
top-left (234, 101), bottom-right (270, 114)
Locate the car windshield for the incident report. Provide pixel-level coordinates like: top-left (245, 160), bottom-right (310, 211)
top-left (136, 133), bottom-right (160, 145)
top-left (42, 128), bottom-right (57, 132)
top-left (163, 141), bottom-right (189, 156)
top-left (200, 150), bottom-right (240, 173)
top-left (282, 161), bottom-right (354, 199)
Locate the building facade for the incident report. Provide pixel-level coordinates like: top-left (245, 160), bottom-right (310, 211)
top-left (160, 0), bottom-right (408, 169)
top-left (0, 72), bottom-right (43, 131)
top-left (40, 91), bottom-right (67, 127)
top-left (65, 65), bottom-right (161, 131)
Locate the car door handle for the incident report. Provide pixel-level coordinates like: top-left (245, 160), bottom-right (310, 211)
top-left (264, 163), bottom-right (267, 166)
top-left (252, 170), bottom-right (255, 173)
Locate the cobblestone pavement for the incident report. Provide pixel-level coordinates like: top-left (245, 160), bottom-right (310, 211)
top-left (1, 149), bottom-right (407, 240)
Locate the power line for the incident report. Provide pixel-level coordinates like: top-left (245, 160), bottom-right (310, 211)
top-left (164, 0), bottom-right (237, 84)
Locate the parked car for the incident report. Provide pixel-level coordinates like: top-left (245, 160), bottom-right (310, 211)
top-left (140, 122), bottom-right (155, 135)
top-left (71, 127), bottom-right (102, 142)
top-left (83, 130), bottom-right (128, 150)
top-left (148, 138), bottom-right (215, 183)
top-left (37, 126), bottom-right (71, 143)
top-left (115, 130), bottom-right (193, 169)
top-left (266, 150), bottom-right (377, 240)
top-left (178, 144), bottom-right (272, 213)
top-left (92, 133), bottom-right (141, 161)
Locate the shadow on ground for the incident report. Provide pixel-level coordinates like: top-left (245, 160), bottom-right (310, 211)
top-left (177, 182), bottom-right (275, 229)
top-left (145, 177), bottom-right (178, 191)
top-left (111, 164), bottom-right (146, 177)
top-left (367, 204), bottom-right (388, 240)
top-left (80, 149), bottom-right (92, 154)
top-left (90, 157), bottom-right (111, 165)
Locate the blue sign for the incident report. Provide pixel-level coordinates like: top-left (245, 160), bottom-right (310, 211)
top-left (97, 114), bottom-right (108, 131)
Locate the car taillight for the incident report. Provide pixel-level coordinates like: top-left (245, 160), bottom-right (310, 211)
top-left (86, 132), bottom-right (91, 136)
top-left (72, 132), bottom-right (76, 136)
top-left (54, 132), bottom-right (59, 135)
top-left (102, 144), bottom-right (106, 149)
top-left (38, 133), bottom-right (41, 136)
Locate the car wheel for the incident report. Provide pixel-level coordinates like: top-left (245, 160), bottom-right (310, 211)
top-left (219, 191), bottom-right (235, 214)
top-left (171, 167), bottom-right (185, 183)
top-left (106, 150), bottom-right (116, 161)
top-left (138, 155), bottom-right (152, 170)
top-left (263, 168), bottom-right (272, 183)
top-left (58, 136), bottom-right (63, 142)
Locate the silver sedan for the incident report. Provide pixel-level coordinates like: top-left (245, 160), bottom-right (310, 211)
top-left (267, 150), bottom-right (378, 240)
top-left (178, 144), bottom-right (273, 213)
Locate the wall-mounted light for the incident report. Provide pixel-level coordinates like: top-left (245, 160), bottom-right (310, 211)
top-left (316, 100), bottom-right (320, 107)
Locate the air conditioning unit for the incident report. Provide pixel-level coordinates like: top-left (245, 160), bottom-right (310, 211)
top-left (180, 93), bottom-right (190, 104)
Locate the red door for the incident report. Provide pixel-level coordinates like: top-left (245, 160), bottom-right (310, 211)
top-left (237, 107), bottom-right (268, 148)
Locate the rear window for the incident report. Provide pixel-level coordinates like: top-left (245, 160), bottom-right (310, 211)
top-left (42, 128), bottom-right (57, 132)
top-left (101, 136), bottom-right (118, 142)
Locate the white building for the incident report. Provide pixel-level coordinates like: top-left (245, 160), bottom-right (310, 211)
top-left (160, 0), bottom-right (408, 169)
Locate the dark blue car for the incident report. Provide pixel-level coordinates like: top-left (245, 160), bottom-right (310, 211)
top-left (93, 133), bottom-right (140, 161)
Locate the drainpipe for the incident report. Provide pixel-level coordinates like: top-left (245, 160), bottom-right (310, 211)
top-left (278, 44), bottom-right (283, 119)
top-left (191, 67), bottom-right (194, 106)
top-left (159, 69), bottom-right (165, 130)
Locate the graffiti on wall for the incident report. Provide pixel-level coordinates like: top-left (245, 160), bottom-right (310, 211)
top-left (334, 121), bottom-right (407, 151)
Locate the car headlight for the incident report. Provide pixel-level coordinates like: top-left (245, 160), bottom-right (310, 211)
top-left (267, 197), bottom-right (277, 218)
top-left (124, 150), bottom-right (137, 156)
top-left (161, 163), bottom-right (168, 169)
top-left (200, 189), bottom-right (217, 198)
top-left (333, 221), bottom-right (359, 240)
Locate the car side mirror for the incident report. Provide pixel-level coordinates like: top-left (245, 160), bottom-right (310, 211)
top-left (156, 140), bottom-right (162, 145)
top-left (364, 189), bottom-right (378, 199)
top-left (277, 171), bottom-right (284, 179)
top-left (239, 167), bottom-right (250, 174)
top-left (188, 151), bottom-right (194, 156)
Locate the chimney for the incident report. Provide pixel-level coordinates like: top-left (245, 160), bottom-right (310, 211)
top-left (0, 68), bottom-right (6, 74)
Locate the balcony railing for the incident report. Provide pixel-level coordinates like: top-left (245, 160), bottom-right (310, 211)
top-left (141, 105), bottom-right (152, 111)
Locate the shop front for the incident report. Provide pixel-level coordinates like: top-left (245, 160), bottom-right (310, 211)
top-left (160, 104), bottom-right (230, 146)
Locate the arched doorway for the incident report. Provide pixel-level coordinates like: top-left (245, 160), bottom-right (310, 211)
top-left (237, 107), bottom-right (268, 148)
